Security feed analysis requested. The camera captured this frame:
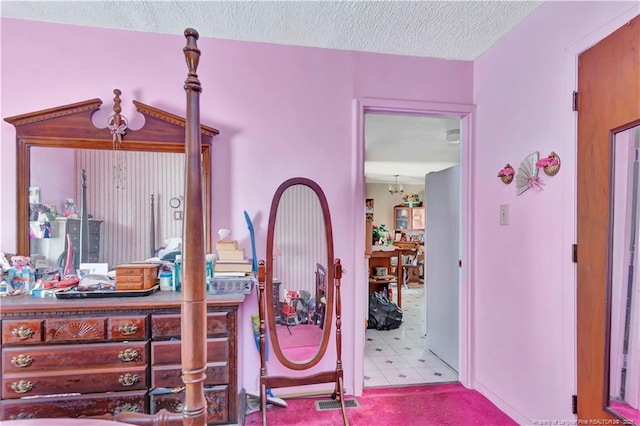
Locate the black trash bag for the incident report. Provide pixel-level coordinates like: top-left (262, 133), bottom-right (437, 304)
top-left (368, 292), bottom-right (403, 330)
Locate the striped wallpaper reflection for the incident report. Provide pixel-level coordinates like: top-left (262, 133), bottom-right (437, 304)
top-left (75, 149), bottom-right (185, 267)
top-left (273, 184), bottom-right (327, 301)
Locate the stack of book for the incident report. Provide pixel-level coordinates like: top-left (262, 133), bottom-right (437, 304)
top-left (215, 240), bottom-right (253, 277)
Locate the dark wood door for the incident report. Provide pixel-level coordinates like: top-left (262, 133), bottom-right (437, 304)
top-left (577, 15), bottom-right (639, 421)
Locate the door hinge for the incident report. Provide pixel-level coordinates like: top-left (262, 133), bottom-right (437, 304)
top-left (572, 394), bottom-right (578, 414)
top-left (572, 91), bottom-right (578, 111)
top-left (572, 244), bottom-right (578, 263)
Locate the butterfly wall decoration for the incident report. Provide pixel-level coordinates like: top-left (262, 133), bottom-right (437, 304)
top-left (516, 151), bottom-right (545, 195)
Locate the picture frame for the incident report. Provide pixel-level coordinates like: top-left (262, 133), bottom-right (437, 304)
top-left (365, 198), bottom-right (374, 220)
top-left (29, 187), bottom-right (40, 204)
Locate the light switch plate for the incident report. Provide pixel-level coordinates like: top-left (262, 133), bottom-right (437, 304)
top-left (500, 204), bottom-right (509, 226)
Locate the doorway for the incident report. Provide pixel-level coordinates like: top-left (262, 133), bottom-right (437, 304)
top-left (363, 112), bottom-right (461, 387)
top-left (352, 98), bottom-right (475, 395)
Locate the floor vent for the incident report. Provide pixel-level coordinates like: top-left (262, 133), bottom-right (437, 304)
top-left (315, 398), bottom-right (359, 411)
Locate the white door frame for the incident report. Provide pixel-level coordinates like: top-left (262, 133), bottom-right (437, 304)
top-left (351, 97), bottom-right (476, 394)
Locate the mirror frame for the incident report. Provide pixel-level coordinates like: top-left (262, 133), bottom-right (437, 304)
top-left (604, 118), bottom-right (640, 422)
top-left (5, 96), bottom-right (218, 258)
top-left (265, 177), bottom-right (334, 370)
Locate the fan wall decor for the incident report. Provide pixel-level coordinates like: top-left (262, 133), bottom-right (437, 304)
top-left (516, 151), bottom-right (544, 195)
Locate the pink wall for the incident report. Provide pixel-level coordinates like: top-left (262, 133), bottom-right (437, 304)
top-left (0, 18), bottom-right (472, 396)
top-left (473, 1), bottom-right (639, 423)
top-left (30, 147), bottom-right (75, 214)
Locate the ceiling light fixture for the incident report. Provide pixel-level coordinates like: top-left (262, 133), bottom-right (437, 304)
top-left (388, 175), bottom-right (404, 195)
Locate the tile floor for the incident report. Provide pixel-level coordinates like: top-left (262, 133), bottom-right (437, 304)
top-left (364, 286), bottom-right (459, 387)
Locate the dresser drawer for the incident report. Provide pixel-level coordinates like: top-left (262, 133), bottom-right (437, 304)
top-left (36, 316), bottom-right (146, 343)
top-left (2, 366), bottom-right (148, 398)
top-left (43, 317), bottom-right (106, 342)
top-left (151, 385), bottom-right (228, 425)
top-left (151, 338), bottom-right (228, 365)
top-left (2, 341), bottom-right (148, 373)
top-left (2, 320), bottom-right (43, 345)
top-left (108, 316), bottom-right (146, 340)
top-left (1, 389), bottom-right (147, 420)
top-left (151, 362), bottom-right (229, 389)
top-left (66, 221), bottom-right (81, 234)
top-left (152, 312), bottom-right (230, 338)
top-left (71, 238), bottom-right (100, 254)
top-left (115, 277), bottom-right (146, 291)
top-left (66, 219), bottom-right (102, 234)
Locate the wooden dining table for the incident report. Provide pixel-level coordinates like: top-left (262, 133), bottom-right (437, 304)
top-left (368, 248), bottom-right (406, 307)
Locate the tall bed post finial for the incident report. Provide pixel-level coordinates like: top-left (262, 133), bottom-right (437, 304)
top-left (184, 28), bottom-right (202, 93)
top-left (181, 27), bottom-right (208, 426)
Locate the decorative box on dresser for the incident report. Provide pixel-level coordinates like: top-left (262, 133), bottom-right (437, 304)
top-left (0, 292), bottom-right (245, 424)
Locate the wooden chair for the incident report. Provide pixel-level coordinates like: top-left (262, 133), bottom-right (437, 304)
top-left (281, 293), bottom-right (299, 326)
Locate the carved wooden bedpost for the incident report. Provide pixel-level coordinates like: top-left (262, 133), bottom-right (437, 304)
top-left (181, 27), bottom-right (208, 426)
top-left (79, 169), bottom-right (89, 265)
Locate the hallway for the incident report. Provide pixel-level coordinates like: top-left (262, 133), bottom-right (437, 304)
top-left (364, 287), bottom-right (458, 387)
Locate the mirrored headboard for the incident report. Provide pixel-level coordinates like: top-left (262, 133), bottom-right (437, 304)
top-left (4, 91), bottom-right (218, 266)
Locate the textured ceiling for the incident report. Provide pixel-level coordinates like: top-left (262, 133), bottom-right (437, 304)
top-left (1, 1), bottom-right (543, 60)
top-left (2, 1), bottom-right (543, 185)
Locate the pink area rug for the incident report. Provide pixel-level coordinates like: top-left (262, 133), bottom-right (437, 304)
top-left (246, 383), bottom-right (516, 425)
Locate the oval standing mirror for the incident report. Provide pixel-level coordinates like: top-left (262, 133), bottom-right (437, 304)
top-left (606, 121), bottom-right (640, 425)
top-left (266, 177), bottom-right (334, 369)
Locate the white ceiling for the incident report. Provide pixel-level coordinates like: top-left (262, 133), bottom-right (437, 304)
top-left (366, 114), bottom-right (461, 185)
top-left (1, 1), bottom-right (543, 184)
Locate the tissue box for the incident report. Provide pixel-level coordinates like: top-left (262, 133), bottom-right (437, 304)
top-left (7, 268), bottom-right (34, 294)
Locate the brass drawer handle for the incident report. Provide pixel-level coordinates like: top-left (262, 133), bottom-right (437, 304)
top-left (12, 326), bottom-right (35, 340)
top-left (114, 403), bottom-right (142, 414)
top-left (118, 373), bottom-right (139, 387)
top-left (11, 354), bottom-right (34, 368)
top-left (118, 348), bottom-right (139, 362)
top-left (118, 323), bottom-right (138, 335)
top-left (11, 379), bottom-right (34, 394)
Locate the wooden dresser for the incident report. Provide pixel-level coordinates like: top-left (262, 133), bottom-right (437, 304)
top-left (0, 292), bottom-right (245, 424)
top-left (65, 218), bottom-right (103, 266)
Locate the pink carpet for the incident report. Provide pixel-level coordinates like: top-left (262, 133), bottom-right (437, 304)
top-left (276, 324), bottom-right (324, 362)
top-left (276, 324), bottom-right (324, 349)
top-left (246, 383), bottom-right (516, 425)
top-left (610, 400), bottom-right (640, 424)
